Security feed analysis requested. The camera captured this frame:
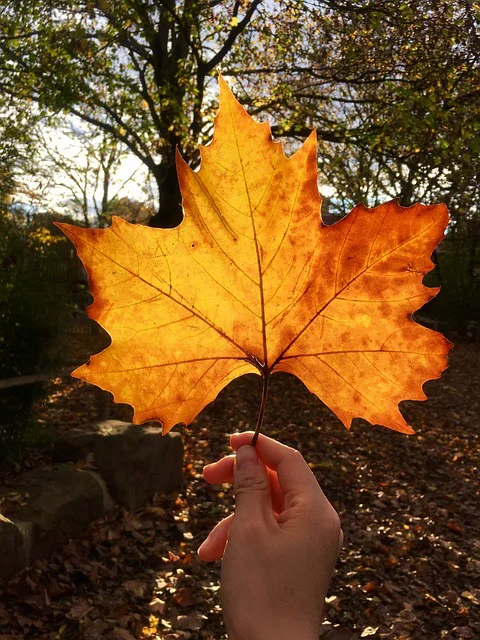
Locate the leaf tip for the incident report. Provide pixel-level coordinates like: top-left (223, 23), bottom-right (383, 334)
top-left (218, 72), bottom-right (234, 105)
top-left (175, 145), bottom-right (188, 168)
top-left (110, 215), bottom-right (129, 229)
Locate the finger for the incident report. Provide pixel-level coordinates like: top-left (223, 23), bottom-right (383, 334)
top-left (230, 432), bottom-right (327, 507)
top-left (197, 513), bottom-right (233, 562)
top-left (233, 446), bottom-right (277, 526)
top-left (204, 454), bottom-right (284, 513)
top-left (267, 466), bottom-right (285, 513)
top-left (203, 455), bottom-right (235, 484)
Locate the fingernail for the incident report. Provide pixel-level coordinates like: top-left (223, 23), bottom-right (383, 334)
top-left (197, 539), bottom-right (208, 555)
top-left (236, 445), bottom-right (258, 469)
top-left (197, 528), bottom-right (217, 556)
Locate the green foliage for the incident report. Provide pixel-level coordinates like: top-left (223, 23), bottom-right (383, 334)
top-left (0, 101), bottom-right (41, 203)
top-left (426, 234), bottom-right (480, 332)
top-left (440, 248), bottom-right (480, 327)
top-left (313, 1), bottom-right (480, 205)
top-left (0, 208), bottom-right (73, 458)
top-left (307, 1), bottom-right (480, 328)
top-left (1, 0), bottom-right (291, 226)
top-left (0, 0), bottom-right (478, 324)
top-left (105, 197), bottom-right (156, 226)
top-left (2, 1), bottom-right (478, 226)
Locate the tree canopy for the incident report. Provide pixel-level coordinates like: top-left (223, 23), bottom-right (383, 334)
top-left (2, 0), bottom-right (307, 226)
top-left (0, 0), bottom-right (478, 236)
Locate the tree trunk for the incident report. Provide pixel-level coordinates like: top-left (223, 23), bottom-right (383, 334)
top-left (149, 158), bottom-right (183, 229)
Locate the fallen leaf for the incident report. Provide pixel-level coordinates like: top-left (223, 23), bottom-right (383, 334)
top-left (173, 587), bottom-right (196, 607)
top-left (148, 597), bottom-right (166, 615)
top-left (452, 627), bottom-right (475, 639)
top-left (123, 579), bottom-right (147, 598)
top-left (89, 565), bottom-right (100, 583)
top-left (111, 601), bottom-right (130, 619)
top-left (461, 590), bottom-right (480, 605)
top-left (81, 619), bottom-right (109, 639)
top-left (175, 612), bottom-right (207, 631)
top-left (447, 522), bottom-right (465, 534)
top-left (67, 598), bottom-right (93, 620)
top-left (145, 506), bottom-right (167, 518)
top-left (325, 594), bottom-right (341, 612)
top-left (57, 75), bottom-right (450, 435)
top-left (140, 615), bottom-right (160, 638)
top-left (15, 614), bottom-right (34, 628)
top-left (156, 577), bottom-right (169, 590)
top-left (111, 628), bottom-right (137, 640)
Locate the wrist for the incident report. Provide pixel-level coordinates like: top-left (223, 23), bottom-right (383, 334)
top-left (229, 632), bottom-right (318, 640)
top-left (227, 618), bottom-right (319, 640)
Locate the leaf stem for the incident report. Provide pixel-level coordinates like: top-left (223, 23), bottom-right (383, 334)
top-left (251, 370), bottom-right (269, 447)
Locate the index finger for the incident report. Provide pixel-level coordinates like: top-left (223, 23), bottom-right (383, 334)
top-left (230, 431), bottom-right (326, 504)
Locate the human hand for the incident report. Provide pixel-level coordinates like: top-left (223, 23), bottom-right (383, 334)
top-left (199, 431), bottom-right (343, 640)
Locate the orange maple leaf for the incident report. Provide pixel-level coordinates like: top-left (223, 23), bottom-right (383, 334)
top-left (57, 76), bottom-right (451, 437)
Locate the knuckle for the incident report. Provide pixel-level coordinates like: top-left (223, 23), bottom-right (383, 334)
top-left (289, 448), bottom-right (304, 462)
top-left (235, 474), bottom-right (269, 493)
top-left (324, 508), bottom-right (342, 537)
top-left (308, 502), bottom-right (341, 535)
top-left (331, 509), bottom-right (342, 533)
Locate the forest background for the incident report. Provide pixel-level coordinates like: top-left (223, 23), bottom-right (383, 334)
top-left (0, 0), bottom-right (479, 449)
top-left (0, 3), bottom-right (479, 639)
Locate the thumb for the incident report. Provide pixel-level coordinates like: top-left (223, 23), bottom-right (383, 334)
top-left (233, 445), bottom-right (275, 523)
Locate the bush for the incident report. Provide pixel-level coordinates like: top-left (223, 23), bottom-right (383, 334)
top-left (423, 236), bottom-right (480, 336)
top-left (0, 208), bottom-right (74, 458)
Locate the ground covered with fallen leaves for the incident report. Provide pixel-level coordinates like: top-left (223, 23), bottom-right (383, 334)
top-left (0, 343), bottom-right (478, 640)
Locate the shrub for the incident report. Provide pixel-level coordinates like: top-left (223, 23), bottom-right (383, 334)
top-left (0, 208), bottom-right (74, 458)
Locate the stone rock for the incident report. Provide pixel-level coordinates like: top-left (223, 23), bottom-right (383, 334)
top-left (2, 465), bottom-right (104, 561)
top-left (54, 421), bottom-right (183, 511)
top-left (0, 515), bottom-right (26, 581)
top-left (80, 469), bottom-right (116, 512)
top-left (52, 430), bottom-right (95, 462)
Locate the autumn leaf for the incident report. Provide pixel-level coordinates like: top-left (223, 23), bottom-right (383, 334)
top-left (56, 76), bottom-right (450, 437)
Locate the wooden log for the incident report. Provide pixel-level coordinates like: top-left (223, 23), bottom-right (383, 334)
top-left (0, 368), bottom-right (77, 391)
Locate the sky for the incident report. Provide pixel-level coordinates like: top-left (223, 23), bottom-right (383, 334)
top-left (21, 114), bottom-right (335, 223)
top-left (19, 117), bottom-right (152, 221)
